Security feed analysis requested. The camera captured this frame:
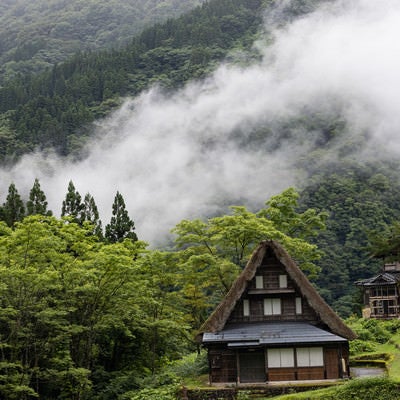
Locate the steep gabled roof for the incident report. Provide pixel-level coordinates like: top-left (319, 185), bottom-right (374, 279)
top-left (197, 240), bottom-right (356, 341)
top-left (355, 272), bottom-right (400, 286)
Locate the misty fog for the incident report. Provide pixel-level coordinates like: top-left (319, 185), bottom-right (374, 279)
top-left (1, 0), bottom-right (399, 245)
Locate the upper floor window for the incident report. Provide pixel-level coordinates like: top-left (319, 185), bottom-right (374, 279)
top-left (296, 297), bottom-right (302, 314)
top-left (243, 299), bottom-right (250, 316)
top-left (264, 298), bottom-right (281, 315)
top-left (279, 274), bottom-right (288, 288)
top-left (255, 275), bottom-right (264, 289)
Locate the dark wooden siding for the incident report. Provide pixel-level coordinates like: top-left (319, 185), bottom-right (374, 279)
top-left (297, 367), bottom-right (325, 380)
top-left (207, 343), bottom-right (346, 383)
top-left (268, 368), bottom-right (296, 381)
top-left (226, 251), bottom-right (319, 325)
top-left (209, 348), bottom-right (237, 383)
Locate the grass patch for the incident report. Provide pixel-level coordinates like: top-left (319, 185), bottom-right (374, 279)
top-left (265, 378), bottom-right (400, 400)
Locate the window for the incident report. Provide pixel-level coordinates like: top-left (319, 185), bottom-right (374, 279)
top-left (256, 275), bottom-right (264, 289)
top-left (243, 299), bottom-right (250, 316)
top-left (295, 297), bottom-right (302, 314)
top-left (264, 298), bottom-right (281, 315)
top-left (268, 348), bottom-right (294, 368)
top-left (279, 275), bottom-right (288, 288)
top-left (296, 347), bottom-right (324, 367)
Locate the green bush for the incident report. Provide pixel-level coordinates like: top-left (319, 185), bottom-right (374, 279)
top-left (170, 352), bottom-right (208, 378)
top-left (348, 318), bottom-right (393, 344)
top-left (120, 384), bottom-right (180, 400)
top-left (350, 339), bottom-right (377, 355)
top-left (332, 378), bottom-right (400, 400)
top-left (275, 378), bottom-right (400, 400)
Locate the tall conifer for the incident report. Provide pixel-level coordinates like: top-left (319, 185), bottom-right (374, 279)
top-left (26, 178), bottom-right (52, 216)
top-left (105, 191), bottom-right (137, 243)
top-left (61, 180), bottom-right (83, 223)
top-left (82, 192), bottom-right (103, 237)
top-left (2, 183), bottom-right (25, 227)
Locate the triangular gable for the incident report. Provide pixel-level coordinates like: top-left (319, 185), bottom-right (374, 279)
top-left (356, 273), bottom-right (399, 286)
top-left (197, 240), bottom-right (356, 341)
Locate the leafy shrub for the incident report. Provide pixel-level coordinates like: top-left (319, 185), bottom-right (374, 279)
top-left (119, 384), bottom-right (180, 400)
top-left (348, 318), bottom-right (392, 344)
top-left (170, 351), bottom-right (208, 378)
top-left (278, 378), bottom-right (400, 400)
top-left (383, 319), bottom-right (400, 333)
top-left (332, 378), bottom-right (400, 400)
top-left (350, 339), bottom-right (377, 355)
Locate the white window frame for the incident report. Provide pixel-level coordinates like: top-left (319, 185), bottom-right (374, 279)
top-left (255, 275), bottom-right (264, 289)
top-left (243, 299), bottom-right (250, 316)
top-left (279, 274), bottom-right (288, 288)
top-left (268, 348), bottom-right (294, 368)
top-left (295, 297), bottom-right (302, 315)
top-left (296, 347), bottom-right (324, 367)
top-left (264, 298), bottom-right (281, 315)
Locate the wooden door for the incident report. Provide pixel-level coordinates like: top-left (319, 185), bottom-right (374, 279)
top-left (239, 351), bottom-right (266, 383)
top-left (324, 348), bottom-right (339, 379)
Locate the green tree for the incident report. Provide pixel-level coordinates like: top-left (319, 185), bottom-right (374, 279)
top-left (0, 215), bottom-right (148, 398)
top-left (81, 192), bottom-right (102, 237)
top-left (105, 191), bottom-right (137, 243)
top-left (26, 178), bottom-right (52, 216)
top-left (171, 188), bottom-right (326, 330)
top-left (61, 180), bottom-right (83, 223)
top-left (259, 187), bottom-right (328, 240)
top-left (2, 182), bottom-right (25, 227)
top-left (367, 221), bottom-right (400, 261)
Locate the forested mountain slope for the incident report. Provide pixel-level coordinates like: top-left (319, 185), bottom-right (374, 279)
top-left (1, 0), bottom-right (400, 319)
top-left (0, 0), bottom-right (265, 161)
top-left (0, 0), bottom-right (201, 83)
top-left (2, 0), bottom-right (400, 396)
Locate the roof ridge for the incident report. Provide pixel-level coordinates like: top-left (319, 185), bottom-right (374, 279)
top-left (197, 240), bottom-right (356, 341)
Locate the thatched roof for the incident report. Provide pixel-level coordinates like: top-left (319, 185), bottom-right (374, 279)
top-left (197, 240), bottom-right (356, 341)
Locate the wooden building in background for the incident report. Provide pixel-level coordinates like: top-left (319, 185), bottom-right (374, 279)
top-left (196, 240), bottom-right (356, 385)
top-left (355, 262), bottom-right (400, 319)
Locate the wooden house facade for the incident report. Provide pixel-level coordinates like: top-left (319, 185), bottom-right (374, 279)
top-left (355, 262), bottom-right (400, 319)
top-left (196, 240), bottom-right (356, 385)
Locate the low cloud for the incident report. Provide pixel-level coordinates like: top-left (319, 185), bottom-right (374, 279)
top-left (1, 0), bottom-right (399, 244)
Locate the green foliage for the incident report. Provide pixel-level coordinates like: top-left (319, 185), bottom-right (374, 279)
top-left (260, 188), bottom-right (328, 240)
top-left (368, 221), bottom-right (400, 261)
top-left (26, 178), bottom-right (52, 216)
top-left (272, 378), bottom-right (400, 400)
top-left (1, 182), bottom-right (25, 226)
top-left (350, 339), bottom-right (377, 354)
top-left (105, 191), bottom-right (137, 243)
top-left (0, 0), bottom-right (265, 162)
top-left (346, 317), bottom-right (400, 357)
top-left (82, 192), bottom-right (103, 237)
top-left (0, 215), bottom-right (181, 398)
top-left (169, 352), bottom-right (208, 378)
top-left (299, 163), bottom-right (400, 315)
top-left (172, 188), bottom-right (325, 329)
top-left (0, 0), bottom-right (201, 83)
top-left (61, 180), bottom-right (84, 223)
top-left (121, 384), bottom-right (180, 400)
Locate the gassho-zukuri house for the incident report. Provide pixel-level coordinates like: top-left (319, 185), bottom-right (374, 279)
top-left (196, 240), bottom-right (356, 385)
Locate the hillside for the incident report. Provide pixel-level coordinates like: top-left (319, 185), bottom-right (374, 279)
top-left (0, 0), bottom-right (265, 160)
top-left (0, 0), bottom-right (400, 318)
top-left (1, 0), bottom-right (400, 398)
top-left (0, 0), bottom-right (201, 83)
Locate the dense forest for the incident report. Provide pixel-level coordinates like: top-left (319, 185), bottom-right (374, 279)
top-left (1, 0), bottom-right (400, 398)
top-left (0, 183), bottom-right (327, 398)
top-left (0, 0), bottom-right (201, 83)
top-left (0, 0), bottom-right (264, 160)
